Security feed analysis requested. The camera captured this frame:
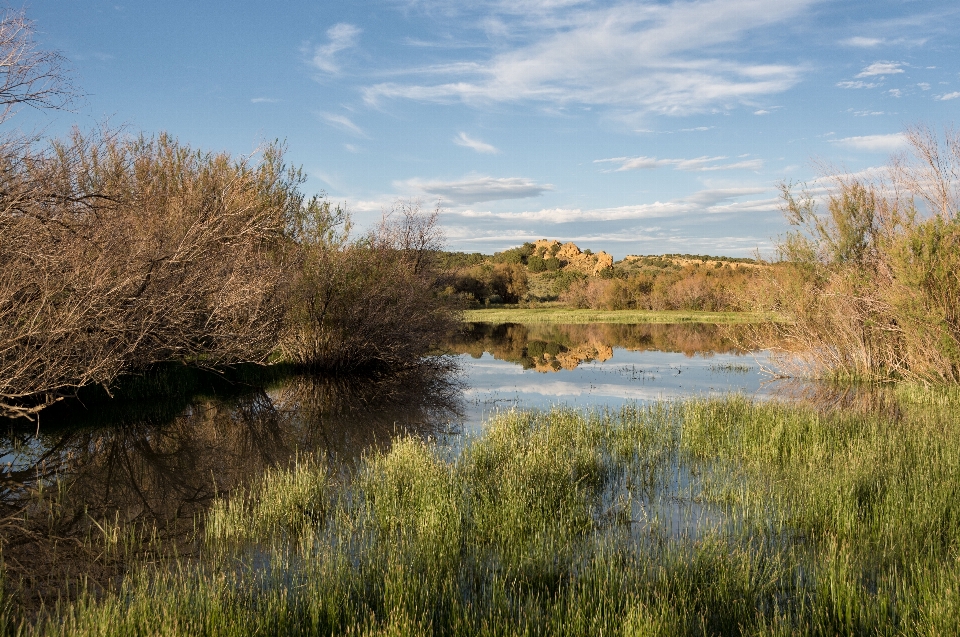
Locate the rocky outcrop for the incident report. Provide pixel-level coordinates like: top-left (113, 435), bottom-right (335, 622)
top-left (532, 239), bottom-right (613, 275)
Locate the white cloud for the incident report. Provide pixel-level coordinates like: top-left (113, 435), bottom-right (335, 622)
top-left (840, 36), bottom-right (926, 48)
top-left (856, 61), bottom-right (905, 77)
top-left (754, 109), bottom-right (770, 115)
top-left (250, 97), bottom-right (280, 103)
top-left (363, 0), bottom-right (812, 116)
top-left (401, 175), bottom-right (551, 204)
top-left (309, 23), bottom-right (361, 74)
top-left (887, 89), bottom-right (902, 98)
top-left (841, 36), bottom-right (884, 48)
top-left (836, 80), bottom-right (881, 89)
top-left (595, 155), bottom-right (763, 172)
top-left (318, 112), bottom-right (367, 136)
top-left (936, 91), bottom-right (960, 101)
top-left (831, 133), bottom-right (907, 152)
top-left (447, 186), bottom-right (777, 223)
top-left (683, 187), bottom-right (769, 206)
top-left (918, 82), bottom-right (930, 90)
top-left (453, 132), bottom-right (499, 154)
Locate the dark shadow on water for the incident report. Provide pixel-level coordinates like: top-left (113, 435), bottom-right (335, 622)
top-left (0, 363), bottom-right (463, 611)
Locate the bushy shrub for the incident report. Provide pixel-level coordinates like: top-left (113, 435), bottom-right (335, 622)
top-left (448, 262), bottom-right (528, 305)
top-left (280, 201), bottom-right (461, 372)
top-left (767, 124), bottom-right (960, 382)
top-left (0, 130), bottom-right (300, 419)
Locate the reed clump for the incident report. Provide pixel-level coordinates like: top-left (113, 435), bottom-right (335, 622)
top-left (13, 395), bottom-right (960, 635)
top-left (765, 124), bottom-right (960, 383)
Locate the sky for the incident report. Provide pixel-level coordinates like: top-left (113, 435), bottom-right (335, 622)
top-left (20, 0), bottom-right (960, 258)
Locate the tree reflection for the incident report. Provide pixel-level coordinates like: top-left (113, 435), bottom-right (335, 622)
top-left (447, 322), bottom-right (753, 372)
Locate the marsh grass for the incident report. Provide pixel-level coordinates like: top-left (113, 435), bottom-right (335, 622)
top-left (462, 308), bottom-right (780, 325)
top-left (13, 393), bottom-right (960, 635)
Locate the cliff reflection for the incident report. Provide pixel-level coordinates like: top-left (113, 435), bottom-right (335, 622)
top-left (448, 322), bottom-right (750, 372)
top-left (0, 367), bottom-right (462, 609)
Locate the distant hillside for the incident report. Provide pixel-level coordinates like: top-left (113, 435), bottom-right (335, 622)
top-left (436, 241), bottom-right (769, 309)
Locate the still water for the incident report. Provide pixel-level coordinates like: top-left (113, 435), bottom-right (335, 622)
top-left (0, 322), bottom-right (774, 603)
top-left (451, 322), bottom-right (772, 430)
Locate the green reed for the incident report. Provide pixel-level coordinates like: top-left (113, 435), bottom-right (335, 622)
top-left (13, 392), bottom-right (960, 636)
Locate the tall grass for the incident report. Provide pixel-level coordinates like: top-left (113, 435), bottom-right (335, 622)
top-left (12, 394), bottom-right (960, 635)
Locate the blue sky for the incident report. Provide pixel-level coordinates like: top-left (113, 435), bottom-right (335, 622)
top-left (23, 0), bottom-right (960, 257)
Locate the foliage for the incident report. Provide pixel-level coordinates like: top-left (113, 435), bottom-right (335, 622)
top-left (280, 200), bottom-right (462, 372)
top-left (766, 124), bottom-right (960, 382)
top-left (447, 262), bottom-right (529, 306)
top-left (560, 263), bottom-right (764, 312)
top-left (0, 130), bottom-right (301, 419)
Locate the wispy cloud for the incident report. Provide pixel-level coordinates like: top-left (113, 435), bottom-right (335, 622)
top-left (856, 61), bottom-right (905, 77)
top-left (841, 37), bottom-right (926, 48)
top-left (836, 80), bottom-right (881, 89)
top-left (250, 97), bottom-right (279, 103)
top-left (308, 23), bottom-right (361, 74)
top-left (841, 36), bottom-right (884, 48)
top-left (936, 91), bottom-right (960, 101)
top-left (831, 133), bottom-right (907, 152)
top-left (447, 186), bottom-right (777, 223)
top-left (363, 0), bottom-right (813, 116)
top-left (401, 175), bottom-right (551, 204)
top-left (453, 132), bottom-right (499, 154)
top-left (318, 112), bottom-right (367, 136)
top-left (595, 155), bottom-right (763, 172)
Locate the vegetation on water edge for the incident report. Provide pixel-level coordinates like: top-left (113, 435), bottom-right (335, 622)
top-left (9, 393), bottom-right (960, 635)
top-left (462, 308), bottom-right (779, 325)
top-left (766, 124), bottom-right (960, 383)
top-left (0, 12), bottom-right (460, 419)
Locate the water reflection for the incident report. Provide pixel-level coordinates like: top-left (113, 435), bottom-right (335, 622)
top-left (0, 368), bottom-right (462, 609)
top-left (448, 322), bottom-right (749, 372)
top-left (449, 323), bottom-right (766, 428)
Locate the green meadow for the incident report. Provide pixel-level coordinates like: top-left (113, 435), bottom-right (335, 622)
top-left (14, 390), bottom-right (960, 635)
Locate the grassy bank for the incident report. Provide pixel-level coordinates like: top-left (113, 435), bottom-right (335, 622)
top-left (463, 307), bottom-right (781, 324)
top-left (12, 392), bottom-right (960, 635)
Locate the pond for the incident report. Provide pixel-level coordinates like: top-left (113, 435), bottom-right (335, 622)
top-left (1, 321), bottom-right (777, 607)
top-left (449, 322), bottom-right (775, 430)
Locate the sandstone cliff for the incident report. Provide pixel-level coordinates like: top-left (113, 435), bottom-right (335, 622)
top-left (532, 239), bottom-right (613, 275)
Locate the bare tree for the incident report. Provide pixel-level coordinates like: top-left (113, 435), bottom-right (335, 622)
top-left (0, 7), bottom-right (74, 123)
top-left (893, 124), bottom-right (960, 220)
